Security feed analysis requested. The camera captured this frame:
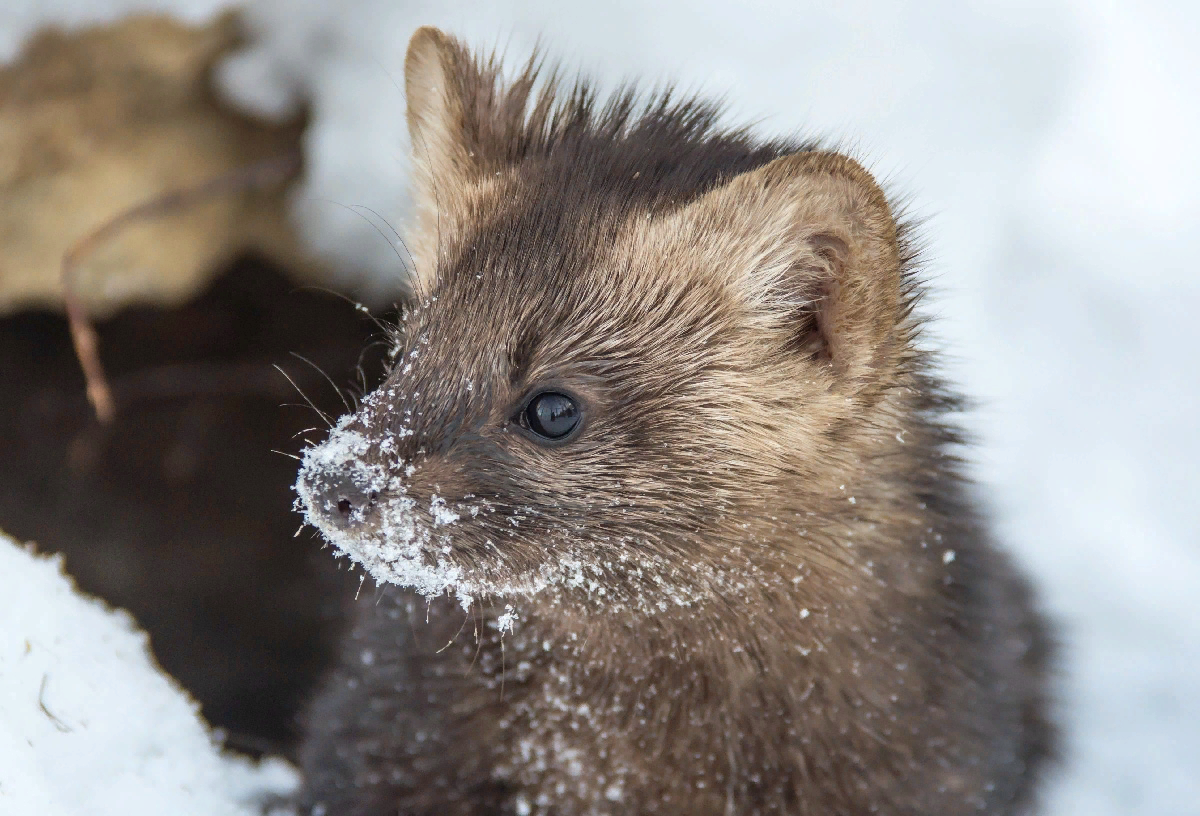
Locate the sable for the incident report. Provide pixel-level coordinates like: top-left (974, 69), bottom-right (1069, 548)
top-left (293, 26), bottom-right (1056, 816)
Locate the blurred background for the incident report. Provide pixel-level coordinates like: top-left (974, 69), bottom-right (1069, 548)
top-left (1, 1), bottom-right (1196, 813)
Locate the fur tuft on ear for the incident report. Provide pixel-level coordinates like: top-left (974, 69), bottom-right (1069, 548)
top-left (651, 151), bottom-right (904, 391)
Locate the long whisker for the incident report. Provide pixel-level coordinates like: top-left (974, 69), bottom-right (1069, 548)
top-left (273, 364), bottom-right (332, 428)
top-left (362, 56), bottom-right (425, 288)
top-left (438, 607), bottom-right (473, 654)
top-left (347, 203), bottom-right (412, 279)
top-left (349, 203), bottom-right (405, 255)
top-left (289, 352), bottom-right (352, 414)
top-left (299, 198), bottom-right (412, 286)
top-left (350, 204), bottom-right (422, 292)
top-left (466, 601), bottom-right (484, 676)
top-left (288, 283), bottom-right (392, 336)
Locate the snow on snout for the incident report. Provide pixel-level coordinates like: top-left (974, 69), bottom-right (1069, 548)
top-left (294, 413), bottom-right (473, 610)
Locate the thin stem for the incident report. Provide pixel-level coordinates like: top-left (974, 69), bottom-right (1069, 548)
top-left (61, 149), bottom-right (302, 423)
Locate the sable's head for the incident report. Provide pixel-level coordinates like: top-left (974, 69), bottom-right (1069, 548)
top-left (295, 27), bottom-right (915, 612)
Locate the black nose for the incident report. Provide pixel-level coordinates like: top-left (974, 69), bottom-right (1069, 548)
top-left (310, 471), bottom-right (379, 531)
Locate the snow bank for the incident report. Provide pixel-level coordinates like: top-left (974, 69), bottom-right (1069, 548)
top-left (0, 531), bottom-right (297, 816)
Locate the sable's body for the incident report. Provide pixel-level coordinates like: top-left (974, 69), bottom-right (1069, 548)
top-left (294, 27), bottom-right (1055, 815)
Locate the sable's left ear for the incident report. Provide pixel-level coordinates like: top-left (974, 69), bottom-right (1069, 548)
top-left (405, 27), bottom-right (474, 195)
top-left (660, 151), bottom-right (904, 390)
top-left (402, 27), bottom-right (547, 289)
top-left (403, 27), bottom-right (469, 288)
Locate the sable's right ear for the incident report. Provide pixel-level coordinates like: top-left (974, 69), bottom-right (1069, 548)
top-left (642, 151), bottom-right (905, 394)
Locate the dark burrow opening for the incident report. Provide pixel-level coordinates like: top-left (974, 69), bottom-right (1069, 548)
top-left (0, 255), bottom-right (391, 759)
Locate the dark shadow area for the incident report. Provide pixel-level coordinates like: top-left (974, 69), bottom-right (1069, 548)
top-left (0, 256), bottom-right (389, 759)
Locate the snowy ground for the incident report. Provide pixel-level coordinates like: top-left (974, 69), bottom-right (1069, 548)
top-left (0, 531), bottom-right (298, 815)
top-left (2, 1), bottom-right (1198, 813)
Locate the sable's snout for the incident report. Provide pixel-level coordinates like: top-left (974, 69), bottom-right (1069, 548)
top-left (305, 468), bottom-right (379, 531)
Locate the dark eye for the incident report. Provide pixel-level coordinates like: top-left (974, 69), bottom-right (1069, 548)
top-left (522, 392), bottom-right (581, 441)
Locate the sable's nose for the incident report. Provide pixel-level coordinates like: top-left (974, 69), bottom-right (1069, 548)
top-left (311, 470), bottom-right (378, 531)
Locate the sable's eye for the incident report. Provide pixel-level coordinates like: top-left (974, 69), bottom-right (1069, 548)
top-left (523, 392), bottom-right (581, 441)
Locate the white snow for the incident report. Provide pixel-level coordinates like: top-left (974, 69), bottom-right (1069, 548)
top-left (0, 531), bottom-right (298, 815)
top-left (430, 495), bottom-right (461, 527)
top-left (293, 413), bottom-right (470, 607)
top-left (495, 605), bottom-right (519, 636)
top-left (3, 1), bottom-right (1199, 812)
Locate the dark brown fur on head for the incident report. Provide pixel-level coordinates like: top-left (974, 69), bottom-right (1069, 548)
top-left (294, 26), bottom-right (1056, 816)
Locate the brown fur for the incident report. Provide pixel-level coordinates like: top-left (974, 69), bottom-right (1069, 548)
top-left (293, 26), bottom-right (1056, 815)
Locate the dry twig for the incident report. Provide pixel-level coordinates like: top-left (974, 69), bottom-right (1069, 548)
top-left (60, 149), bottom-right (303, 424)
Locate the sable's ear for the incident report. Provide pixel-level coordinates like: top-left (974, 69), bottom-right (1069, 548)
top-left (405, 27), bottom-right (473, 190)
top-left (671, 151), bottom-right (903, 389)
top-left (403, 27), bottom-right (483, 289)
top-left (402, 29), bottom-right (552, 289)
